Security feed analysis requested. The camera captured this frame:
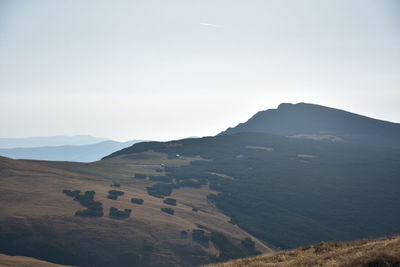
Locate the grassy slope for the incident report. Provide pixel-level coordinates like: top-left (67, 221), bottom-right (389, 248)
top-left (0, 254), bottom-right (73, 267)
top-left (0, 153), bottom-right (272, 267)
top-left (103, 132), bottom-right (400, 249)
top-left (206, 235), bottom-right (400, 267)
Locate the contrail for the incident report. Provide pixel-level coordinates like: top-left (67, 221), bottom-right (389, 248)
top-left (200, 22), bottom-right (224, 28)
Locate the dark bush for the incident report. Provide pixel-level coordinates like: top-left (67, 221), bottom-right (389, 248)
top-left (192, 229), bottom-right (209, 247)
top-left (62, 189), bottom-right (81, 198)
top-left (149, 175), bottom-right (173, 183)
top-left (192, 208), bottom-right (199, 212)
top-left (108, 190), bottom-right (124, 196)
top-left (147, 183), bottom-right (173, 198)
top-left (79, 199), bottom-right (102, 209)
top-left (110, 182), bottom-right (120, 187)
top-left (134, 173), bottom-right (147, 179)
top-left (163, 198), bottom-right (177, 206)
top-left (107, 194), bottom-right (118, 200)
top-left (74, 191), bottom-right (95, 201)
top-left (109, 207), bottom-right (131, 219)
top-left (161, 207), bottom-right (174, 215)
top-left (107, 190), bottom-right (124, 200)
top-left (75, 208), bottom-right (103, 217)
top-left (176, 179), bottom-right (203, 188)
top-left (211, 232), bottom-right (246, 261)
top-left (131, 198), bottom-right (144, 205)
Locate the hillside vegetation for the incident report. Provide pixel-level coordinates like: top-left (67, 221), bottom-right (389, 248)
top-left (0, 254), bottom-right (73, 267)
top-left (0, 154), bottom-right (272, 267)
top-left (105, 132), bottom-right (400, 249)
top-left (206, 235), bottom-right (400, 267)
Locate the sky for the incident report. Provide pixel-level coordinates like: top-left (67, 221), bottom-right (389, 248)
top-left (0, 0), bottom-right (399, 141)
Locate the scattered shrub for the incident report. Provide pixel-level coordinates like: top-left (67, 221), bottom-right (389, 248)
top-left (149, 176), bottom-right (173, 183)
top-left (74, 191), bottom-right (95, 201)
top-left (131, 198), bottom-right (144, 205)
top-left (108, 190), bottom-right (124, 196)
top-left (134, 173), bottom-right (147, 179)
top-left (110, 182), bottom-right (120, 187)
top-left (211, 232), bottom-right (246, 261)
top-left (107, 194), bottom-right (118, 200)
top-left (176, 179), bottom-right (203, 188)
top-left (75, 208), bottom-right (103, 217)
top-left (147, 183), bottom-right (173, 198)
top-left (163, 198), bottom-right (177, 206)
top-left (64, 189), bottom-right (104, 218)
top-left (192, 229), bottom-right (209, 247)
top-left (62, 189), bottom-right (81, 198)
top-left (197, 224), bottom-right (206, 229)
top-left (79, 199), bottom-right (102, 209)
top-left (107, 190), bottom-right (124, 200)
top-left (161, 207), bottom-right (174, 215)
top-left (192, 208), bottom-right (199, 212)
top-left (109, 207), bottom-right (131, 219)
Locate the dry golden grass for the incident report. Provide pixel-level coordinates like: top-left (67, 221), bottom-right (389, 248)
top-left (206, 235), bottom-right (400, 267)
top-left (0, 254), bottom-right (73, 267)
top-left (0, 154), bottom-right (273, 266)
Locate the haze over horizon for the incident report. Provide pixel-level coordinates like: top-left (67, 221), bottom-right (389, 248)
top-left (1, 0), bottom-right (399, 141)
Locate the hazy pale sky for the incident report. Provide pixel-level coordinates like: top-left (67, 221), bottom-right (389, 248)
top-left (1, 0), bottom-right (399, 141)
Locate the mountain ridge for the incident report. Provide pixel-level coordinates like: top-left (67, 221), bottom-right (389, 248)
top-left (220, 103), bottom-right (400, 148)
top-left (0, 135), bottom-right (109, 149)
top-left (0, 140), bottom-right (144, 162)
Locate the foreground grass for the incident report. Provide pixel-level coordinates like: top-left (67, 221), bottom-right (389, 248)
top-left (206, 235), bottom-right (400, 267)
top-left (0, 254), bottom-right (73, 267)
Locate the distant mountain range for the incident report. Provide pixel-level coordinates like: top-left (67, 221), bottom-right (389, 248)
top-left (0, 135), bottom-right (146, 162)
top-left (0, 140), bottom-right (145, 162)
top-left (220, 103), bottom-right (400, 148)
top-left (0, 135), bottom-right (109, 149)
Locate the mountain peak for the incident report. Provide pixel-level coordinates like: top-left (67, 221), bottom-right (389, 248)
top-left (220, 103), bottom-right (400, 148)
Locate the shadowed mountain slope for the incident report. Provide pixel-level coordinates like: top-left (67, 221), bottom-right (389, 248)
top-left (220, 103), bottom-right (400, 148)
top-left (104, 132), bottom-right (400, 249)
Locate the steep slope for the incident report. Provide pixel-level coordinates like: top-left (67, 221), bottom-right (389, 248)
top-left (206, 235), bottom-right (400, 267)
top-left (220, 103), bottom-right (400, 148)
top-left (0, 140), bottom-right (142, 162)
top-left (0, 155), bottom-right (272, 267)
top-left (0, 135), bottom-right (108, 149)
top-left (104, 132), bottom-right (400, 249)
